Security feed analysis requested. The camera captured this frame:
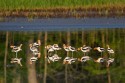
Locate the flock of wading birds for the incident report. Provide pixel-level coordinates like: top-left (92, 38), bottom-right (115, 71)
top-left (10, 40), bottom-right (115, 67)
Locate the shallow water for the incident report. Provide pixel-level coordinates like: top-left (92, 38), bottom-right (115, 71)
top-left (0, 17), bottom-right (125, 83)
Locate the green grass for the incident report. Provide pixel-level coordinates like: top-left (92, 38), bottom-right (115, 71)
top-left (0, 0), bottom-right (125, 10)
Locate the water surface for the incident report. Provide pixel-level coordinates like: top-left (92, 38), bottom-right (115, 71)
top-left (0, 17), bottom-right (125, 83)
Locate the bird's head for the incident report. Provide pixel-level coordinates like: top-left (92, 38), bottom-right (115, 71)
top-left (106, 45), bottom-right (110, 48)
top-left (78, 58), bottom-right (81, 61)
top-left (10, 45), bottom-right (14, 48)
top-left (77, 47), bottom-right (81, 51)
top-left (94, 47), bottom-right (97, 50)
top-left (83, 45), bottom-right (86, 47)
top-left (29, 44), bottom-right (32, 47)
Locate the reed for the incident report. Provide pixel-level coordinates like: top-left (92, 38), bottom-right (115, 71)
top-left (0, 0), bottom-right (125, 10)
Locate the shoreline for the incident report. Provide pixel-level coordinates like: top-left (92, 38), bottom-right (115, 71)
top-left (0, 6), bottom-right (125, 18)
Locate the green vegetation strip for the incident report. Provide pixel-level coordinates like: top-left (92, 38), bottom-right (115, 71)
top-left (0, 0), bottom-right (125, 10)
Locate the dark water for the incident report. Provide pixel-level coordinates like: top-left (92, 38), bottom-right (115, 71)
top-left (0, 17), bottom-right (125, 83)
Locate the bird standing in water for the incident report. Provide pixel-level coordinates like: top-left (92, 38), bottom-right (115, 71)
top-left (94, 57), bottom-right (105, 63)
top-left (94, 47), bottom-right (105, 57)
top-left (68, 45), bottom-right (76, 58)
top-left (77, 45), bottom-right (91, 56)
top-left (107, 45), bottom-right (114, 57)
top-left (10, 44), bottom-right (23, 58)
top-left (106, 58), bottom-right (114, 67)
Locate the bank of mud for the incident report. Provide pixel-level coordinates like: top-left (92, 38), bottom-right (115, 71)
top-left (0, 6), bottom-right (125, 18)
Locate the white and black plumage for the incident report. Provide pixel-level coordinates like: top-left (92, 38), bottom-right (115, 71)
top-left (47, 54), bottom-right (61, 63)
top-left (107, 45), bottom-right (114, 55)
top-left (94, 47), bottom-right (105, 52)
top-left (63, 44), bottom-right (70, 52)
top-left (94, 47), bottom-right (105, 57)
top-left (78, 45), bottom-right (92, 56)
top-left (45, 45), bottom-right (55, 53)
top-left (48, 47), bottom-right (55, 53)
top-left (29, 44), bottom-right (38, 52)
top-left (78, 56), bottom-right (92, 62)
top-left (45, 45), bottom-right (52, 50)
top-left (106, 58), bottom-right (114, 67)
top-left (63, 57), bottom-right (77, 64)
top-left (68, 46), bottom-right (76, 58)
top-left (52, 44), bottom-right (61, 51)
top-left (33, 51), bottom-right (41, 58)
top-left (10, 44), bottom-right (23, 58)
top-left (94, 57), bottom-right (105, 63)
top-left (30, 57), bottom-right (38, 64)
top-left (32, 40), bottom-right (41, 47)
top-left (10, 58), bottom-right (22, 66)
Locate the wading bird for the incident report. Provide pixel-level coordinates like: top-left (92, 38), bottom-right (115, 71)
top-left (63, 44), bottom-right (70, 52)
top-left (63, 57), bottom-right (77, 64)
top-left (94, 47), bottom-right (105, 57)
top-left (94, 57), bottom-right (105, 63)
top-left (10, 58), bottom-right (22, 66)
top-left (78, 56), bottom-right (92, 62)
top-left (52, 44), bottom-right (61, 53)
top-left (107, 45), bottom-right (114, 57)
top-left (47, 54), bottom-right (61, 63)
top-left (106, 58), bottom-right (114, 67)
top-left (30, 56), bottom-right (38, 64)
top-left (32, 40), bottom-right (41, 47)
top-left (33, 51), bottom-right (41, 58)
top-left (29, 44), bottom-right (38, 52)
top-left (68, 45), bottom-right (76, 58)
top-left (10, 44), bottom-right (23, 58)
top-left (77, 45), bottom-right (91, 56)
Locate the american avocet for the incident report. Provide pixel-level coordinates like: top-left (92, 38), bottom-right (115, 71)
top-left (63, 57), bottom-right (77, 64)
top-left (78, 56), bottom-right (92, 62)
top-left (10, 58), bottom-right (22, 66)
top-left (106, 58), bottom-right (114, 67)
top-left (33, 51), bottom-right (41, 58)
top-left (63, 44), bottom-right (70, 52)
top-left (30, 56), bottom-right (38, 64)
top-left (107, 45), bottom-right (114, 56)
top-left (94, 57), bottom-right (105, 63)
top-left (94, 47), bottom-right (105, 57)
top-left (52, 44), bottom-right (61, 53)
top-left (29, 44), bottom-right (38, 52)
top-left (45, 45), bottom-right (54, 53)
top-left (32, 40), bottom-right (41, 47)
top-left (68, 46), bottom-right (76, 58)
top-left (47, 54), bottom-right (61, 63)
top-left (10, 44), bottom-right (23, 58)
top-left (77, 45), bottom-right (91, 56)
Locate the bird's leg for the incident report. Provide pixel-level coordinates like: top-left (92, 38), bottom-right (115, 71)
top-left (55, 50), bottom-right (57, 54)
top-left (16, 52), bottom-right (17, 58)
top-left (84, 52), bottom-right (85, 56)
top-left (72, 52), bottom-right (73, 58)
top-left (101, 52), bottom-right (102, 57)
top-left (19, 62), bottom-right (22, 66)
top-left (86, 52), bottom-right (88, 56)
